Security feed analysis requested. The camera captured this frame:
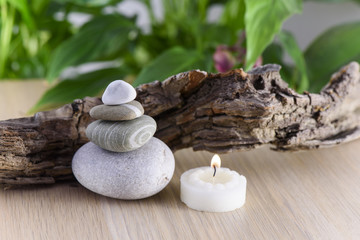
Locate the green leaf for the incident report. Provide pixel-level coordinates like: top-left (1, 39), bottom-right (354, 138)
top-left (132, 47), bottom-right (204, 87)
top-left (305, 21), bottom-right (360, 92)
top-left (46, 15), bottom-right (135, 82)
top-left (262, 43), bottom-right (284, 64)
top-left (201, 24), bottom-right (233, 48)
top-left (220, 0), bottom-right (245, 31)
top-left (244, 0), bottom-right (302, 70)
top-left (31, 67), bottom-right (127, 112)
top-left (305, 0), bottom-right (360, 3)
top-left (53, 0), bottom-right (111, 7)
top-left (278, 31), bottom-right (308, 92)
top-left (7, 0), bottom-right (35, 29)
top-left (0, 1), bottom-right (16, 78)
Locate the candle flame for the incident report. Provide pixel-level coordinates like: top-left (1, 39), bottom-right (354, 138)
top-left (211, 154), bottom-right (221, 169)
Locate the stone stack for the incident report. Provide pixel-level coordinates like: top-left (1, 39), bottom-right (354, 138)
top-left (72, 80), bottom-right (175, 200)
top-left (87, 80), bottom-right (156, 153)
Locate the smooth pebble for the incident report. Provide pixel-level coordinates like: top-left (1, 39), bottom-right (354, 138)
top-left (72, 137), bottom-right (175, 200)
top-left (86, 115), bottom-right (156, 152)
top-left (102, 80), bottom-right (136, 105)
top-left (90, 100), bottom-right (144, 121)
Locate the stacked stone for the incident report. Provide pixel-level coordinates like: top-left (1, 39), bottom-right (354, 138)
top-left (87, 80), bottom-right (156, 153)
top-left (72, 80), bottom-right (175, 200)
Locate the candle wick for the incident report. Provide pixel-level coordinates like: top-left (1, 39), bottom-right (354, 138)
top-left (213, 166), bottom-right (216, 177)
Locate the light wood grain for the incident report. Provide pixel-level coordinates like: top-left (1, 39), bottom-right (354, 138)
top-left (1, 81), bottom-right (360, 240)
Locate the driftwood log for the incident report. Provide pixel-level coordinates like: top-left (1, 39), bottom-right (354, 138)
top-left (1, 62), bottom-right (360, 187)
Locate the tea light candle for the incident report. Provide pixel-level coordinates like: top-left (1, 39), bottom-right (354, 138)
top-left (180, 154), bottom-right (246, 212)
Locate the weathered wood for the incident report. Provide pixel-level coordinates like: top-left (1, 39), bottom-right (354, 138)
top-left (1, 62), bottom-right (359, 187)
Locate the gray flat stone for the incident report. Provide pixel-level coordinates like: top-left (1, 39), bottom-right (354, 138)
top-left (86, 115), bottom-right (156, 152)
top-left (72, 137), bottom-right (175, 200)
top-left (102, 80), bottom-right (136, 105)
top-left (90, 101), bottom-right (144, 121)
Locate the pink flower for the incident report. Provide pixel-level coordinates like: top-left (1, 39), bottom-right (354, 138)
top-left (213, 32), bottom-right (263, 72)
top-left (213, 46), bottom-right (236, 73)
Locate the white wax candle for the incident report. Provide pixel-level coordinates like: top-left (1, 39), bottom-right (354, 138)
top-left (180, 167), bottom-right (246, 212)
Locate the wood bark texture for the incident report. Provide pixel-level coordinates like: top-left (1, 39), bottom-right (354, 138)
top-left (1, 62), bottom-right (360, 187)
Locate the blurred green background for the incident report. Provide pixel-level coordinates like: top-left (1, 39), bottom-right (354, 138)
top-left (1, 0), bottom-right (360, 112)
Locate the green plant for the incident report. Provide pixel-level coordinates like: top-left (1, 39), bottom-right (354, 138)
top-left (0, 0), bottom-right (360, 112)
top-left (0, 0), bottom-right (74, 79)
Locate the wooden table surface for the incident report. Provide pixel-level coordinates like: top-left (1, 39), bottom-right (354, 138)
top-left (1, 81), bottom-right (360, 240)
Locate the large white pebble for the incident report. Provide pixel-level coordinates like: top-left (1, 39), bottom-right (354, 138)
top-left (72, 137), bottom-right (175, 200)
top-left (102, 80), bottom-right (136, 105)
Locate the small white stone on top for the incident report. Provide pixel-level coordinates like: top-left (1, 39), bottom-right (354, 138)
top-left (102, 80), bottom-right (136, 105)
